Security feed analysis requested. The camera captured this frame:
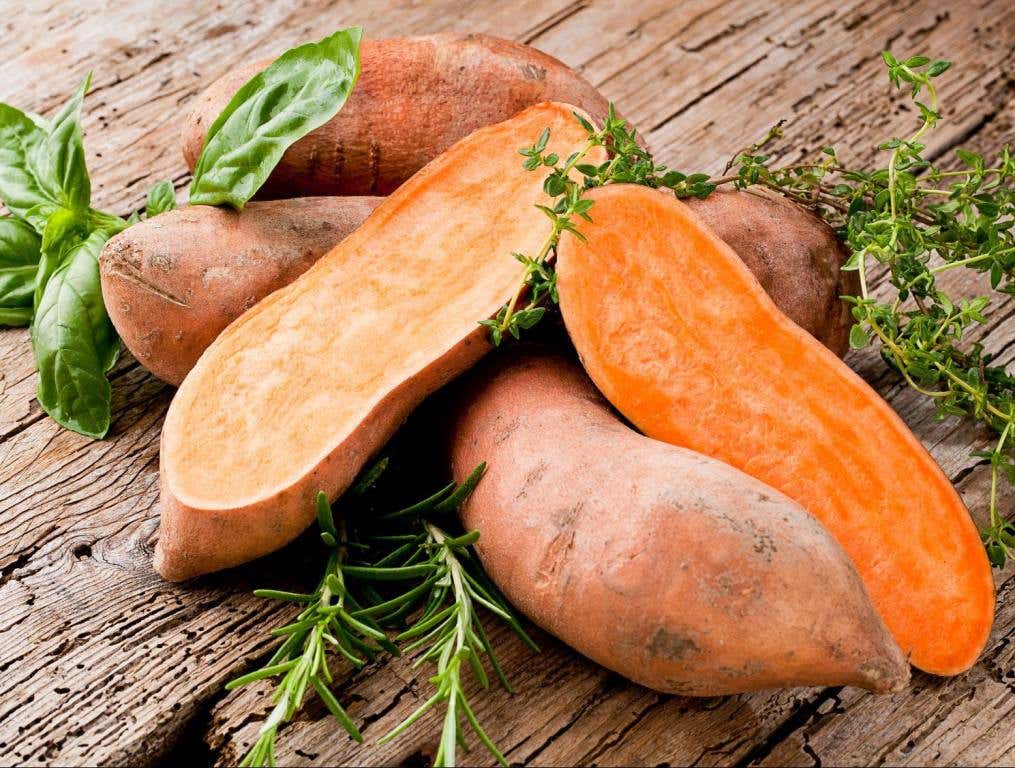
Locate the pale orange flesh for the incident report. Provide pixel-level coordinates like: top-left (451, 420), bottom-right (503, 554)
top-left (557, 184), bottom-right (995, 675)
top-left (156, 102), bottom-right (604, 580)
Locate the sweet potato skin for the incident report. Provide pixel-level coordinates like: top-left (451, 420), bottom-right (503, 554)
top-left (181, 34), bottom-right (611, 197)
top-left (100, 197), bottom-right (381, 385)
top-left (685, 189), bottom-right (858, 356)
top-left (556, 184), bottom-right (995, 676)
top-left (156, 103), bottom-right (606, 582)
top-left (450, 352), bottom-right (909, 695)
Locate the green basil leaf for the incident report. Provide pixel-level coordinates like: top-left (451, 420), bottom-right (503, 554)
top-left (31, 228), bottom-right (119, 438)
top-left (0, 306), bottom-right (32, 327)
top-left (0, 216), bottom-right (42, 314)
top-left (34, 207), bottom-right (86, 310)
top-left (0, 103), bottom-right (57, 231)
top-left (145, 179), bottom-right (176, 217)
top-left (0, 74), bottom-right (92, 231)
top-left (189, 27), bottom-right (362, 209)
top-left (36, 74), bottom-right (92, 213)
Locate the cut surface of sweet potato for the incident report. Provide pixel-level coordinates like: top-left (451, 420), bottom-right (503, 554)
top-left (557, 184), bottom-right (995, 676)
top-left (156, 102), bottom-right (603, 581)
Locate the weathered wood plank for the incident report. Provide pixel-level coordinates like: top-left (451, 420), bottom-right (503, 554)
top-left (0, 1), bottom-right (1011, 766)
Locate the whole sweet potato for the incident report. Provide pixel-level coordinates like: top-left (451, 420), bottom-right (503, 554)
top-left (100, 197), bottom-right (381, 385)
top-left (181, 34), bottom-right (611, 197)
top-left (450, 352), bottom-right (909, 695)
top-left (685, 189), bottom-right (858, 356)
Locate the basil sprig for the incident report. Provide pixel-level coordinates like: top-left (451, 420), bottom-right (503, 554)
top-left (0, 74), bottom-right (129, 438)
top-left (188, 26), bottom-right (362, 209)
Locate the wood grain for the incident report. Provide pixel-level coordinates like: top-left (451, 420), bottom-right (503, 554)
top-left (0, 0), bottom-right (1011, 765)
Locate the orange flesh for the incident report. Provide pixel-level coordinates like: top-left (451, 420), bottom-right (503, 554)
top-left (557, 184), bottom-right (995, 675)
top-left (163, 102), bottom-right (599, 511)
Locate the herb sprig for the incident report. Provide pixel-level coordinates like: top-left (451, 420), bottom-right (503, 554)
top-left (494, 54), bottom-right (1013, 565)
top-left (231, 462), bottom-right (533, 767)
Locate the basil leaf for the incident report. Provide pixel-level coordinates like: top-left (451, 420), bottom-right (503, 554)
top-left (0, 216), bottom-right (42, 322)
top-left (0, 75), bottom-right (92, 231)
top-left (34, 207), bottom-right (84, 310)
top-left (0, 307), bottom-right (32, 326)
top-left (31, 228), bottom-right (119, 438)
top-left (0, 103), bottom-right (57, 231)
top-left (37, 74), bottom-right (92, 213)
top-left (145, 179), bottom-right (176, 217)
top-left (189, 27), bottom-right (362, 209)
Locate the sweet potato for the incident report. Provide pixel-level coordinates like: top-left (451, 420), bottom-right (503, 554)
top-left (100, 197), bottom-right (381, 385)
top-left (181, 34), bottom-right (611, 197)
top-left (685, 188), bottom-right (858, 356)
top-left (449, 352), bottom-right (909, 694)
top-left (556, 184), bottom-right (995, 675)
top-left (155, 102), bottom-right (605, 581)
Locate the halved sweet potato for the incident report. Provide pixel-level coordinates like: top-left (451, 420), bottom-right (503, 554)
top-left (556, 184), bottom-right (995, 676)
top-left (181, 34), bottom-right (611, 197)
top-left (155, 102), bottom-right (605, 581)
top-left (100, 197), bottom-right (382, 385)
top-left (450, 352), bottom-right (909, 694)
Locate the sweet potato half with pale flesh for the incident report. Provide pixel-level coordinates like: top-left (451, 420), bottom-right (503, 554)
top-left (100, 197), bottom-right (382, 385)
top-left (450, 352), bottom-right (909, 695)
top-left (182, 34), bottom-right (611, 197)
top-left (155, 102), bottom-right (605, 581)
top-left (556, 184), bottom-right (995, 676)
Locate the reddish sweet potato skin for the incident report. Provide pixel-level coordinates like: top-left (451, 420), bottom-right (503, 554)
top-left (181, 34), bottom-right (611, 197)
top-left (450, 352), bottom-right (909, 695)
top-left (685, 189), bottom-right (858, 356)
top-left (100, 197), bottom-right (381, 385)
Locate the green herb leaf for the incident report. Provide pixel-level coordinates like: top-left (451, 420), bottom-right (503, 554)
top-left (189, 27), bottom-right (362, 209)
top-left (30, 228), bottom-right (119, 438)
top-left (145, 179), bottom-right (176, 217)
top-left (0, 216), bottom-right (42, 323)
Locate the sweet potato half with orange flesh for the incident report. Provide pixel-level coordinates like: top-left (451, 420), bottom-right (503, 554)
top-left (182, 34), bottom-right (611, 197)
top-left (556, 184), bottom-right (995, 676)
top-left (450, 352), bottom-right (909, 695)
top-left (155, 102), bottom-right (605, 581)
top-left (100, 197), bottom-right (382, 385)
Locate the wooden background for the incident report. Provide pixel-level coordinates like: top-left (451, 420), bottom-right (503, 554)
top-left (1, 0), bottom-right (1013, 765)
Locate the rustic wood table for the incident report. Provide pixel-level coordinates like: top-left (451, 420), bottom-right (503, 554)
top-left (2, 1), bottom-right (1013, 765)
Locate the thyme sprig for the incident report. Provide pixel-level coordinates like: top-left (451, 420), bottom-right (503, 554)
top-left (487, 107), bottom-right (717, 342)
top-left (231, 461), bottom-right (533, 767)
top-left (496, 53), bottom-right (1013, 565)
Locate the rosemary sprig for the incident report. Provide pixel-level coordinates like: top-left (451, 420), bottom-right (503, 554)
top-left (498, 54), bottom-right (1013, 565)
top-left (230, 461), bottom-right (536, 767)
top-left (228, 492), bottom-right (392, 767)
top-left (354, 464), bottom-right (538, 767)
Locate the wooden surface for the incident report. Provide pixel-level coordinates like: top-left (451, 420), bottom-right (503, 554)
top-left (1, 0), bottom-right (1013, 765)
